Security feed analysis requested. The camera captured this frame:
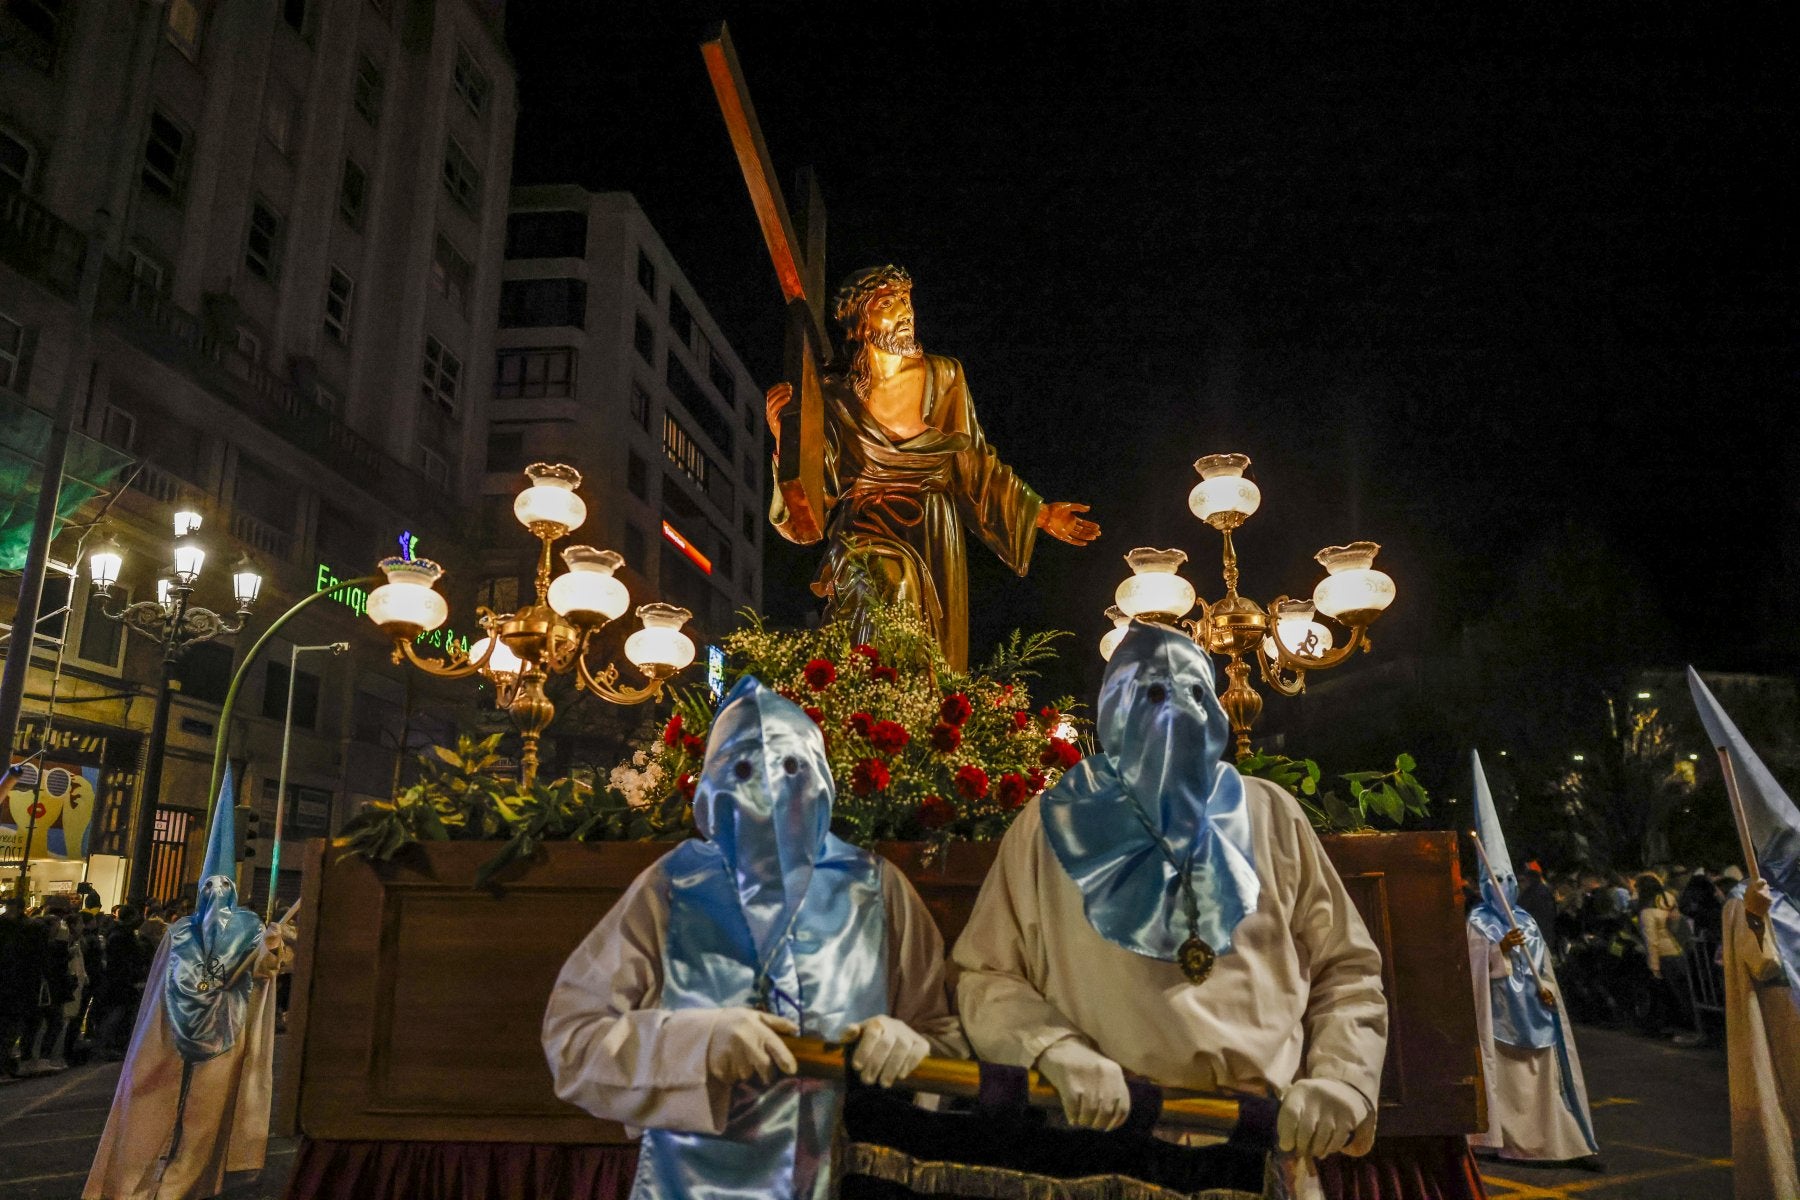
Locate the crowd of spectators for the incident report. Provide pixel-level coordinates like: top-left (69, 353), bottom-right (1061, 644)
top-left (0, 888), bottom-right (194, 1077)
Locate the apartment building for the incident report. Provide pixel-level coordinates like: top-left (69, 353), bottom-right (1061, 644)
top-left (485, 186), bottom-right (764, 661)
top-left (0, 0), bottom-right (516, 905)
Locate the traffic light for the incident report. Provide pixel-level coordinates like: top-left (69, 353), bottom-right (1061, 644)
top-left (237, 805), bottom-right (261, 862)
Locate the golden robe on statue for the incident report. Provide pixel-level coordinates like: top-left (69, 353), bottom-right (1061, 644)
top-left (771, 354), bottom-right (1042, 672)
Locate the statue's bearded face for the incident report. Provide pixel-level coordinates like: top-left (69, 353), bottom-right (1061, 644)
top-left (857, 286), bottom-right (922, 358)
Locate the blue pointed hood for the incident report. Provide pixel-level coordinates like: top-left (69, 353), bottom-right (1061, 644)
top-left (1687, 667), bottom-right (1800, 987)
top-left (1471, 749), bottom-right (1517, 912)
top-left (198, 761), bottom-right (237, 890)
top-left (167, 761), bottom-right (264, 1062)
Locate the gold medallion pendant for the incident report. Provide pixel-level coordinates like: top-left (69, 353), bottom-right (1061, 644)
top-left (1178, 934), bottom-right (1216, 984)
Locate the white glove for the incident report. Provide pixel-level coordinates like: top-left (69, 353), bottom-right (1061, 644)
top-left (1036, 1036), bottom-right (1131, 1132)
top-left (705, 1008), bottom-right (799, 1087)
top-left (1277, 1078), bottom-right (1373, 1159)
top-left (841, 1015), bottom-right (930, 1087)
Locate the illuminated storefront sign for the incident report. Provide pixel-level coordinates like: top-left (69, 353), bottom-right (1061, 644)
top-left (662, 520), bottom-right (712, 575)
top-left (707, 644), bottom-right (726, 701)
top-left (315, 558), bottom-right (470, 656)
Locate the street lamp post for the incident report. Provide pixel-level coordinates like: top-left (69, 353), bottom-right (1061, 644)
top-left (369, 463), bottom-right (698, 786)
top-left (1107, 453), bottom-right (1398, 759)
top-left (86, 512), bottom-right (263, 904)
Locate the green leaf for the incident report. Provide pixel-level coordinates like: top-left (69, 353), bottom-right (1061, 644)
top-left (1395, 752), bottom-right (1417, 773)
top-left (428, 744), bottom-right (463, 767)
top-left (1369, 783), bottom-right (1405, 824)
top-left (1322, 790), bottom-right (1360, 831)
top-left (1341, 771), bottom-right (1386, 784)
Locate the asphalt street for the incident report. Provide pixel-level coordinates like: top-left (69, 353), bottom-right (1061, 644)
top-left (0, 1024), bottom-right (1733, 1200)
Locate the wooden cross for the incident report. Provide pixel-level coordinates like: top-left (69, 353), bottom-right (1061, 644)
top-left (701, 22), bottom-right (829, 544)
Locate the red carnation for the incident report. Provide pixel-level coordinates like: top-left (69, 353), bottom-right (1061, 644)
top-left (852, 643), bottom-right (881, 665)
top-left (663, 714), bottom-right (684, 746)
top-left (1028, 768), bottom-right (1048, 794)
top-left (682, 734), bottom-right (706, 756)
top-left (996, 772), bottom-right (1031, 811)
top-left (953, 764), bottom-right (989, 801)
top-left (804, 706), bottom-right (825, 726)
top-left (872, 664), bottom-right (899, 685)
top-left (870, 720), bottom-right (911, 754)
top-left (1040, 737), bottom-right (1081, 770)
top-left (939, 693), bottom-right (973, 727)
top-left (1012, 710), bottom-right (1032, 730)
top-left (929, 722), bottom-right (963, 754)
top-left (847, 711), bottom-right (875, 738)
top-left (917, 794), bottom-right (955, 830)
top-left (852, 758), bottom-right (891, 796)
top-left (676, 772), bottom-right (697, 800)
top-left (803, 658), bottom-right (837, 691)
top-left (1039, 706), bottom-right (1061, 729)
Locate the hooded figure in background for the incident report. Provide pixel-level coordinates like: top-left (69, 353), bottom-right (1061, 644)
top-left (85, 767), bottom-right (293, 1200)
top-left (543, 676), bottom-right (966, 1200)
top-left (1464, 750), bottom-right (1598, 1165)
top-left (1689, 668), bottom-right (1800, 1200)
top-left (954, 622), bottom-right (1388, 1199)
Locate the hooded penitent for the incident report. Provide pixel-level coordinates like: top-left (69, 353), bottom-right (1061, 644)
top-left (1468, 748), bottom-right (1597, 1152)
top-left (164, 766), bottom-right (264, 1062)
top-left (1041, 621), bottom-right (1258, 978)
top-left (1688, 667), bottom-right (1800, 995)
top-left (640, 675), bottom-right (888, 1200)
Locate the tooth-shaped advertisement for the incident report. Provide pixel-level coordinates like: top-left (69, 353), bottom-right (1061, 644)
top-left (1, 719), bottom-right (141, 862)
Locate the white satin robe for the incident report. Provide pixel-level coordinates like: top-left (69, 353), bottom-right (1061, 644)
top-left (1724, 896), bottom-right (1800, 1200)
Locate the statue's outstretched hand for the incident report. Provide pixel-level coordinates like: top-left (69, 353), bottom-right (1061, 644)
top-left (765, 382), bottom-right (794, 449)
top-left (1038, 502), bottom-right (1100, 546)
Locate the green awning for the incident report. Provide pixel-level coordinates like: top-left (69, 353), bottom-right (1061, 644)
top-left (0, 389), bottom-right (136, 570)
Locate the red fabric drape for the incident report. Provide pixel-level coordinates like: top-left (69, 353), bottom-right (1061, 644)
top-left (284, 1140), bottom-right (640, 1200)
top-left (1321, 1135), bottom-right (1488, 1200)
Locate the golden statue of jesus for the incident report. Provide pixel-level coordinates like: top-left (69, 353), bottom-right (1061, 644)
top-left (766, 265), bottom-right (1100, 671)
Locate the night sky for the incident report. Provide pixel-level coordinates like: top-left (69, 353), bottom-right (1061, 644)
top-left (503, 3), bottom-right (1797, 721)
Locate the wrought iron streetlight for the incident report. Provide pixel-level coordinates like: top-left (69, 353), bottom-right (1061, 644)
top-left (368, 463), bottom-right (696, 786)
top-left (87, 513), bottom-right (264, 902)
top-left (1106, 452), bottom-right (1397, 759)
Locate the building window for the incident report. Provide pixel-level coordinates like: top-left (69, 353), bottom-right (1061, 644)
top-left (494, 347), bottom-right (574, 398)
top-left (666, 354), bottom-right (735, 457)
top-left (486, 428), bottom-right (526, 473)
top-left (263, 83), bottom-right (296, 155)
top-left (741, 505), bottom-right (756, 543)
top-left (663, 414), bottom-right (709, 489)
top-left (636, 248), bottom-right (656, 296)
top-left (476, 576), bottom-right (520, 614)
top-left (630, 381), bottom-right (651, 429)
top-left (176, 641), bottom-right (235, 705)
top-left (281, 0), bottom-right (309, 37)
top-left (623, 523), bottom-right (647, 568)
top-left (708, 357), bottom-right (737, 407)
top-left (317, 385), bottom-right (343, 415)
top-left (417, 446), bottom-right (451, 488)
top-left (430, 234), bottom-right (472, 316)
top-left (0, 313), bottom-right (26, 391)
top-left (504, 210), bottom-right (586, 259)
top-left (141, 109), bottom-right (188, 201)
top-left (627, 450), bottom-right (647, 500)
top-left (323, 267), bottom-right (354, 343)
top-left (262, 662), bottom-right (321, 728)
top-left (338, 159), bottom-right (368, 228)
top-left (353, 56), bottom-right (384, 126)
top-left (167, 0), bottom-right (203, 58)
top-left (442, 138), bottom-right (481, 213)
top-left (244, 198), bottom-right (283, 282)
top-left (126, 247), bottom-right (165, 295)
top-left (452, 45), bottom-right (490, 119)
top-left (668, 291), bottom-right (694, 347)
top-left (421, 335), bottom-right (461, 414)
top-left (0, 129), bottom-right (34, 191)
top-left (498, 278), bottom-right (586, 329)
top-left (99, 402), bottom-right (136, 452)
top-left (72, 582), bottom-right (126, 669)
top-left (235, 326), bottom-right (262, 364)
top-left (633, 313), bottom-right (655, 364)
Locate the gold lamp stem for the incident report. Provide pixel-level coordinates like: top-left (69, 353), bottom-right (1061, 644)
top-left (508, 668), bottom-right (557, 788)
top-left (1219, 655), bottom-right (1262, 761)
top-left (1220, 527), bottom-right (1241, 598)
top-left (530, 524), bottom-right (560, 606)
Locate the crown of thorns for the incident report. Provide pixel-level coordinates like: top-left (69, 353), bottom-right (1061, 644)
top-left (833, 264), bottom-right (912, 331)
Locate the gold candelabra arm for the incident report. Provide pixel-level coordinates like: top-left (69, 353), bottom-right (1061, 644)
top-left (1254, 649), bottom-right (1308, 698)
top-left (1260, 596), bottom-right (1371, 674)
top-left (573, 629), bottom-right (674, 705)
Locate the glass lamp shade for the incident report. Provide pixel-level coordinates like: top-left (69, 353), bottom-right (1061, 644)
top-left (1098, 605), bottom-right (1131, 661)
top-left (156, 578), bottom-right (174, 610)
top-left (1114, 548), bottom-right (1196, 620)
top-left (173, 510), bottom-right (203, 538)
top-left (1311, 542), bottom-right (1396, 624)
top-left (171, 536), bottom-right (206, 586)
top-left (547, 545), bottom-right (630, 623)
top-left (87, 536), bottom-right (124, 593)
top-left (624, 603), bottom-right (696, 674)
top-left (514, 462), bottom-right (587, 533)
top-left (469, 635), bottom-right (525, 677)
top-left (1187, 453), bottom-right (1261, 525)
top-left (1262, 600), bottom-right (1335, 661)
top-left (367, 556), bottom-right (450, 637)
top-left (230, 556), bottom-right (263, 610)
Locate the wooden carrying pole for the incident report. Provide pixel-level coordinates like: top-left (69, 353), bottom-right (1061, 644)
top-left (1716, 748), bottom-right (1762, 884)
top-left (780, 1036), bottom-right (1244, 1135)
top-left (1469, 831), bottom-right (1557, 1009)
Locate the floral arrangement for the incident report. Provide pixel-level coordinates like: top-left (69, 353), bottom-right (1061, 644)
top-left (620, 601), bottom-right (1080, 846)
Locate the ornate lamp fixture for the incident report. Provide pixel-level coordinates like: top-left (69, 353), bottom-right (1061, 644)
top-left (368, 462), bottom-right (697, 785)
top-left (1106, 453), bottom-right (1397, 759)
